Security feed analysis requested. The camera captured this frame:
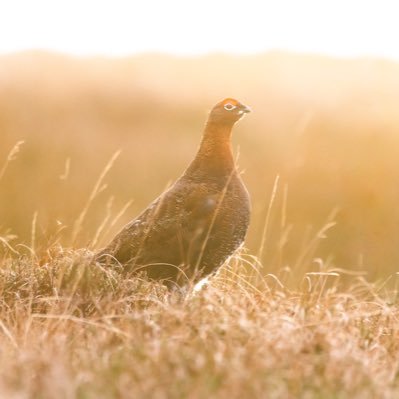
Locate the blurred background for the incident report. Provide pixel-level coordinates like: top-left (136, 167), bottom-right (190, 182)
top-left (1, 1), bottom-right (399, 278)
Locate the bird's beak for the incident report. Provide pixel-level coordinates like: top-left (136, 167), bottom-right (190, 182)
top-left (238, 104), bottom-right (251, 115)
top-left (240, 104), bottom-right (251, 114)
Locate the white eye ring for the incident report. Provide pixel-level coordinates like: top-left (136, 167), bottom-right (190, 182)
top-left (224, 103), bottom-right (236, 111)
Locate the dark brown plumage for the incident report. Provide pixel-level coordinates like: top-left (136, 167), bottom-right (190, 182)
top-left (95, 98), bottom-right (251, 286)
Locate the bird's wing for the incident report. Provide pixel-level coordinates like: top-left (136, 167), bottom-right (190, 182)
top-left (97, 180), bottom-right (220, 265)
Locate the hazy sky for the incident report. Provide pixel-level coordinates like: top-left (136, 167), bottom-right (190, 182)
top-left (0, 0), bottom-right (397, 59)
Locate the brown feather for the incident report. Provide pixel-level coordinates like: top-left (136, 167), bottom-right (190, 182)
top-left (95, 98), bottom-right (251, 286)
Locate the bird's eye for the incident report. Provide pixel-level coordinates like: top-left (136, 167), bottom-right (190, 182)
top-left (224, 103), bottom-right (236, 111)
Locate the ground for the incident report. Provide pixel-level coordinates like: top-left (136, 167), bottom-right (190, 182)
top-left (0, 249), bottom-right (398, 399)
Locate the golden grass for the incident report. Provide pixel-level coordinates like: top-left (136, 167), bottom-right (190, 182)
top-left (0, 249), bottom-right (398, 398)
top-left (1, 51), bottom-right (399, 278)
top-left (1, 51), bottom-right (399, 397)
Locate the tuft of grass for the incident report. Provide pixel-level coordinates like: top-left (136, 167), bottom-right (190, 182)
top-left (0, 249), bottom-right (398, 398)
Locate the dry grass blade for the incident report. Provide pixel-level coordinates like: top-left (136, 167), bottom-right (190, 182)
top-left (94, 199), bottom-right (133, 248)
top-left (0, 236), bottom-right (19, 255)
top-left (30, 211), bottom-right (38, 260)
top-left (0, 140), bottom-right (25, 182)
top-left (0, 320), bottom-right (18, 349)
top-left (71, 150), bottom-right (121, 244)
top-left (257, 175), bottom-right (280, 260)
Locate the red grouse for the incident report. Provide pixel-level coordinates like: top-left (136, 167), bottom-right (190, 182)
top-left (95, 98), bottom-right (251, 286)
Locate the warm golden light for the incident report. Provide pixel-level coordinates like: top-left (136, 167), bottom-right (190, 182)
top-left (1, 2), bottom-right (399, 397)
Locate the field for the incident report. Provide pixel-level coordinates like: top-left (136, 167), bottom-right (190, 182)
top-left (1, 251), bottom-right (398, 398)
top-left (1, 52), bottom-right (399, 397)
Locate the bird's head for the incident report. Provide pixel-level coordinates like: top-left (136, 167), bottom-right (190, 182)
top-left (208, 98), bottom-right (251, 125)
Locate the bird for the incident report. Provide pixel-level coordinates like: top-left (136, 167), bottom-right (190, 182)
top-left (95, 98), bottom-right (251, 286)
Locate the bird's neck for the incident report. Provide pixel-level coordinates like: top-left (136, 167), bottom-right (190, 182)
top-left (184, 120), bottom-right (235, 179)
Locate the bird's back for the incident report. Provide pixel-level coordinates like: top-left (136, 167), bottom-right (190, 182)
top-left (96, 172), bottom-right (250, 284)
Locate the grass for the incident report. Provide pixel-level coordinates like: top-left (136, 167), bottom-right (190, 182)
top-left (2, 51), bottom-right (399, 276)
top-left (0, 249), bottom-right (398, 398)
top-left (2, 51), bottom-right (399, 397)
